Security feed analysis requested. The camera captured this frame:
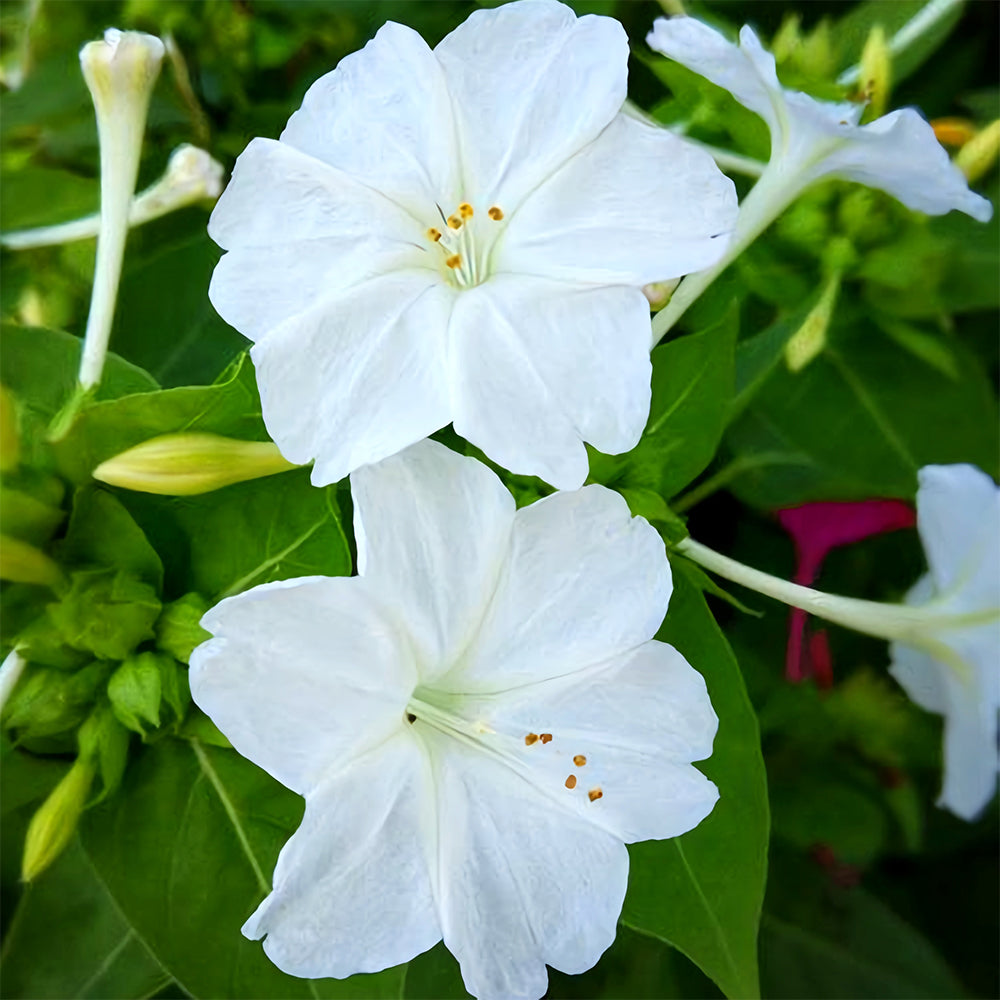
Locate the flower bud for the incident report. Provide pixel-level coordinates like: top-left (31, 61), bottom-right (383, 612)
top-left (21, 756), bottom-right (95, 882)
top-left (78, 30), bottom-right (164, 392)
top-left (785, 274), bottom-right (841, 373)
top-left (641, 279), bottom-right (680, 311)
top-left (0, 534), bottom-right (64, 588)
top-left (130, 144), bottom-right (225, 226)
top-left (932, 118), bottom-right (977, 149)
top-left (955, 119), bottom-right (1000, 184)
top-left (93, 433), bottom-right (299, 495)
top-left (859, 24), bottom-right (891, 121)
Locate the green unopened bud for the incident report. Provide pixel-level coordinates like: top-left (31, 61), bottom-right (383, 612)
top-left (771, 13), bottom-right (802, 65)
top-left (785, 274), bottom-right (841, 373)
top-left (859, 24), bottom-right (891, 121)
top-left (0, 385), bottom-right (19, 472)
top-left (21, 756), bottom-right (95, 881)
top-left (800, 19), bottom-right (834, 81)
top-left (641, 279), bottom-right (681, 311)
top-left (955, 119), bottom-right (1000, 184)
top-left (78, 29), bottom-right (164, 392)
top-left (93, 433), bottom-right (299, 495)
top-left (155, 592), bottom-right (210, 662)
top-left (0, 535), bottom-right (64, 589)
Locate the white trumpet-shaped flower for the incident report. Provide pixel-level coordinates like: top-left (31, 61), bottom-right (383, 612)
top-left (189, 440), bottom-right (719, 1000)
top-left (889, 465), bottom-right (1000, 821)
top-left (208, 0), bottom-right (738, 490)
top-left (647, 16), bottom-right (992, 339)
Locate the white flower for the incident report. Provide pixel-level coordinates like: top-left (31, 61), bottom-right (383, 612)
top-left (208, 0), bottom-right (737, 490)
top-left (189, 440), bottom-right (718, 999)
top-left (889, 465), bottom-right (1000, 821)
top-left (646, 17), bottom-right (993, 222)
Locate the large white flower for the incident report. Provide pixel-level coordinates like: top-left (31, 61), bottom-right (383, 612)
top-left (646, 17), bottom-right (993, 222)
top-left (189, 440), bottom-right (719, 1000)
top-left (888, 465), bottom-right (1000, 821)
top-left (208, 0), bottom-right (738, 490)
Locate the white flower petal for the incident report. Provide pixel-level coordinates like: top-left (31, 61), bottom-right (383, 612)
top-left (280, 22), bottom-right (461, 215)
top-left (816, 110), bottom-right (993, 222)
top-left (914, 463), bottom-right (1000, 600)
top-left (647, 18), bottom-right (785, 135)
top-left (444, 487), bottom-right (671, 692)
top-left (467, 640), bottom-right (719, 844)
top-left (351, 439), bottom-right (516, 676)
top-left (244, 730), bottom-right (441, 977)
top-left (208, 138), bottom-right (420, 251)
top-left (501, 113), bottom-right (736, 285)
top-left (889, 577), bottom-right (945, 714)
top-left (421, 725), bottom-right (628, 1000)
top-left (190, 577), bottom-right (415, 796)
top-left (435, 0), bottom-right (628, 211)
top-left (249, 271), bottom-right (453, 485)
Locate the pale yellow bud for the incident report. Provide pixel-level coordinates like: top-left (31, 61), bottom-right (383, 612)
top-left (955, 119), bottom-right (1000, 184)
top-left (93, 433), bottom-right (300, 495)
top-left (642, 279), bottom-right (681, 311)
top-left (0, 385), bottom-right (19, 472)
top-left (22, 757), bottom-right (95, 881)
top-left (785, 274), bottom-right (841, 373)
top-left (859, 24), bottom-right (892, 121)
top-left (0, 534), bottom-right (64, 588)
top-left (771, 14), bottom-right (803, 65)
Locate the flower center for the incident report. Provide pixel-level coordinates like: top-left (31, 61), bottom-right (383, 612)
top-left (424, 201), bottom-right (504, 290)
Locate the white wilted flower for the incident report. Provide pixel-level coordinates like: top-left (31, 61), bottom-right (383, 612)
top-left (190, 440), bottom-right (719, 1000)
top-left (208, 0), bottom-right (738, 490)
top-left (889, 464), bottom-right (1000, 821)
top-left (647, 16), bottom-right (993, 338)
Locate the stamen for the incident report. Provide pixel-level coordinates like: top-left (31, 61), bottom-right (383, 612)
top-left (573, 754), bottom-right (587, 767)
top-left (406, 712), bottom-right (417, 724)
top-left (540, 733), bottom-right (553, 744)
top-left (446, 254), bottom-right (463, 269)
top-left (588, 787), bottom-right (603, 802)
top-left (524, 733), bottom-right (539, 746)
top-left (426, 227), bottom-right (442, 243)
top-left (447, 215), bottom-right (463, 230)
top-left (488, 206), bottom-right (504, 221)
top-left (458, 202), bottom-right (474, 219)
top-left (565, 775), bottom-right (577, 789)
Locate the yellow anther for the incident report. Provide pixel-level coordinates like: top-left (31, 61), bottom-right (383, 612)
top-left (565, 775), bottom-right (577, 789)
top-left (932, 118), bottom-right (977, 148)
top-left (540, 733), bottom-right (552, 744)
top-left (487, 206), bottom-right (504, 221)
top-left (447, 215), bottom-right (463, 230)
top-left (426, 227), bottom-right (442, 242)
top-left (573, 754), bottom-right (587, 767)
top-left (458, 202), bottom-right (474, 219)
top-left (588, 787), bottom-right (603, 802)
top-left (525, 733), bottom-right (539, 746)
top-left (445, 254), bottom-right (463, 270)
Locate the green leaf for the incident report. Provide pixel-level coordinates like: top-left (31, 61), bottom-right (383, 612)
top-left (0, 166), bottom-right (97, 231)
top-left (622, 566), bottom-right (769, 1000)
top-left (0, 837), bottom-right (172, 1000)
top-left (155, 593), bottom-right (211, 664)
top-left (591, 305), bottom-right (738, 500)
top-left (724, 316), bottom-right (1000, 508)
top-left (3, 662), bottom-right (110, 742)
top-left (48, 569), bottom-right (161, 662)
top-left (0, 325), bottom-right (158, 425)
top-left (760, 851), bottom-right (968, 999)
top-left (0, 485), bottom-right (65, 547)
top-left (82, 738), bottom-right (405, 999)
top-left (58, 487), bottom-right (164, 590)
top-left (52, 353), bottom-right (267, 486)
top-left (618, 487), bottom-right (689, 545)
top-left (174, 469), bottom-right (352, 600)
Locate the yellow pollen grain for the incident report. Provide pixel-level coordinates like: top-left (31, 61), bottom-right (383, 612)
top-left (588, 787), bottom-right (603, 802)
top-left (458, 202), bottom-right (474, 219)
top-left (565, 775), bottom-right (577, 789)
top-left (573, 754), bottom-right (587, 767)
top-left (540, 733), bottom-right (553, 744)
top-left (447, 215), bottom-right (463, 230)
top-left (525, 733), bottom-right (539, 746)
top-left (488, 206), bottom-right (504, 221)
top-left (446, 254), bottom-right (463, 269)
top-left (426, 227), bottom-right (442, 242)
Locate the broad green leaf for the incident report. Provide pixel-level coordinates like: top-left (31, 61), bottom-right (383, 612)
top-left (58, 487), bottom-right (164, 590)
top-left (622, 565), bottom-right (769, 1000)
top-left (0, 837), bottom-right (171, 1000)
top-left (174, 469), bottom-right (352, 600)
top-left (403, 944), bottom-right (469, 1000)
top-left (82, 738), bottom-right (404, 999)
top-left (0, 324), bottom-right (158, 423)
top-left (591, 305), bottom-right (738, 500)
top-left (0, 166), bottom-right (97, 231)
top-left (52, 353), bottom-right (266, 485)
top-left (723, 316), bottom-right (999, 508)
top-left (760, 851), bottom-right (968, 999)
